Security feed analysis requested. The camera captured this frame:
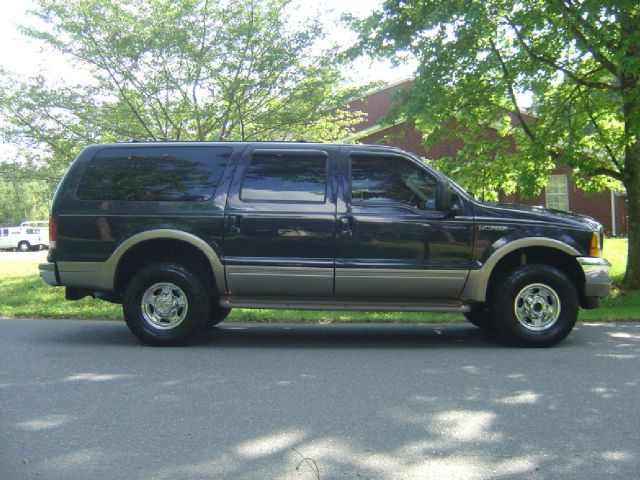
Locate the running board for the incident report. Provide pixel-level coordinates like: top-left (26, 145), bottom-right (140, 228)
top-left (219, 296), bottom-right (470, 313)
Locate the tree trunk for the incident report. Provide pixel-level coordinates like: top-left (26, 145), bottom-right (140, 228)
top-left (620, 10), bottom-right (640, 290)
top-left (622, 148), bottom-right (640, 289)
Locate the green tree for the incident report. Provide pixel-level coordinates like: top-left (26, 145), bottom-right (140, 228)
top-left (0, 0), bottom-right (364, 178)
top-left (351, 0), bottom-right (640, 288)
top-left (0, 164), bottom-right (52, 225)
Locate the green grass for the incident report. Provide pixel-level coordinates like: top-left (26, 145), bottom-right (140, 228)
top-left (0, 275), bottom-right (122, 319)
top-left (0, 254), bottom-right (121, 319)
top-left (0, 238), bottom-right (637, 322)
top-left (603, 237), bottom-right (627, 283)
top-left (575, 237), bottom-right (639, 322)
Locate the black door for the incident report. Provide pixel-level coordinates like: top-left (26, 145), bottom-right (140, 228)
top-left (335, 149), bottom-right (473, 298)
top-left (223, 146), bottom-right (338, 296)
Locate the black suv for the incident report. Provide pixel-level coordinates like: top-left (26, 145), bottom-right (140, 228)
top-left (39, 142), bottom-right (611, 347)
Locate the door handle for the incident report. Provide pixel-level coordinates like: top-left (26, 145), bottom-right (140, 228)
top-left (227, 215), bottom-right (242, 235)
top-left (338, 216), bottom-right (353, 237)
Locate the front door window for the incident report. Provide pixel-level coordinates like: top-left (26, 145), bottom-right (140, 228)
top-left (351, 155), bottom-right (437, 211)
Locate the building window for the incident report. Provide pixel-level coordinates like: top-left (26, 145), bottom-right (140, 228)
top-left (546, 174), bottom-right (569, 211)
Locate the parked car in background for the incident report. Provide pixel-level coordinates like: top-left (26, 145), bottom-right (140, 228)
top-left (0, 224), bottom-right (49, 251)
top-left (21, 220), bottom-right (49, 229)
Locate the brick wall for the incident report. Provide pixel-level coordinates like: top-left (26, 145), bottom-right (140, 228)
top-left (358, 121), bottom-right (427, 155)
top-left (348, 81), bottom-right (413, 130)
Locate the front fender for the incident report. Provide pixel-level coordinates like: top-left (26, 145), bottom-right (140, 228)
top-left (462, 237), bottom-right (580, 302)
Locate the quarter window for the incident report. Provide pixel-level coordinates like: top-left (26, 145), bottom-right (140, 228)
top-left (240, 153), bottom-right (327, 203)
top-left (351, 155), bottom-right (437, 210)
top-left (76, 146), bottom-right (231, 201)
top-left (545, 175), bottom-right (569, 211)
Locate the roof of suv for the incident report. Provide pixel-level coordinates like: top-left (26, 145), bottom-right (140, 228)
top-left (91, 140), bottom-right (411, 152)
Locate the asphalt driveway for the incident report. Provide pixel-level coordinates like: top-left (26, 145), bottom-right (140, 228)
top-left (1, 319), bottom-right (638, 479)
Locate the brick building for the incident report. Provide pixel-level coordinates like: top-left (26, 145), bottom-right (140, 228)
top-left (345, 79), bottom-right (628, 236)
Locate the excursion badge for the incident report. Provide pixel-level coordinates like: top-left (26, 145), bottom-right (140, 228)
top-left (478, 224), bottom-right (509, 232)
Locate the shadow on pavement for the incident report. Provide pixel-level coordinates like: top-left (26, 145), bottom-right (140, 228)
top-left (198, 323), bottom-right (507, 349)
top-left (26, 319), bottom-right (514, 349)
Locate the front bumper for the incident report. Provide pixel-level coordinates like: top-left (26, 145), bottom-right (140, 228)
top-left (577, 257), bottom-right (611, 298)
top-left (39, 262), bottom-right (60, 286)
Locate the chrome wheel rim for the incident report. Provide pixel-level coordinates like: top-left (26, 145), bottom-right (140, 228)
top-left (514, 283), bottom-right (561, 331)
top-left (141, 283), bottom-right (188, 330)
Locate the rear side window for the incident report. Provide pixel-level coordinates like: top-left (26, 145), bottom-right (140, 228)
top-left (240, 153), bottom-right (327, 203)
top-left (76, 146), bottom-right (231, 201)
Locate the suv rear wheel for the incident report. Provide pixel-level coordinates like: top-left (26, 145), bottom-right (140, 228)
top-left (490, 264), bottom-right (578, 347)
top-left (123, 263), bottom-right (210, 346)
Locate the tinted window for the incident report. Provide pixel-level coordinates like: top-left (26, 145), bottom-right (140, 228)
top-left (240, 153), bottom-right (327, 202)
top-left (351, 155), bottom-right (437, 210)
top-left (76, 146), bottom-right (231, 201)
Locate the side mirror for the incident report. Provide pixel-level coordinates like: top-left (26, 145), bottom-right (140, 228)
top-left (435, 178), bottom-right (453, 212)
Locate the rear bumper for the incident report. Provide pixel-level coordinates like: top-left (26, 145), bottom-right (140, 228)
top-left (577, 257), bottom-right (611, 298)
top-left (39, 262), bottom-right (60, 286)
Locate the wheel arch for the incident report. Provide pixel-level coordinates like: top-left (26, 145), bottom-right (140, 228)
top-left (463, 238), bottom-right (583, 303)
top-left (112, 230), bottom-right (225, 295)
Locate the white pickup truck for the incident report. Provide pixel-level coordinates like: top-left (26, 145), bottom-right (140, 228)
top-left (0, 224), bottom-right (49, 251)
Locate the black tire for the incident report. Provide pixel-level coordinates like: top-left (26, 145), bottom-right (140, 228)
top-left (490, 264), bottom-right (578, 347)
top-left (122, 263), bottom-right (210, 346)
top-left (464, 305), bottom-right (495, 330)
top-left (207, 305), bottom-right (231, 328)
top-left (18, 241), bottom-right (30, 252)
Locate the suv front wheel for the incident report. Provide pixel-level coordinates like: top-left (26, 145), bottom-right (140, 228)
top-left (464, 306), bottom-right (495, 330)
top-left (123, 263), bottom-right (210, 346)
top-left (490, 264), bottom-right (578, 347)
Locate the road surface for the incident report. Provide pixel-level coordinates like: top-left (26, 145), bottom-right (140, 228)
top-left (1, 319), bottom-right (638, 479)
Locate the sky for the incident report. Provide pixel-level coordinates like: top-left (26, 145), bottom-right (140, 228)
top-left (0, 1), bottom-right (47, 78)
top-left (0, 0), bottom-right (416, 160)
top-left (0, 0), bottom-right (415, 83)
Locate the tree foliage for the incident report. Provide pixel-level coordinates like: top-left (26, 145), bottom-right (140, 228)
top-left (351, 0), bottom-right (640, 288)
top-left (0, 164), bottom-right (51, 225)
top-left (0, 0), bottom-right (364, 177)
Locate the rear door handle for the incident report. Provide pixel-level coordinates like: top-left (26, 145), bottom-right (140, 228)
top-left (226, 215), bottom-right (242, 235)
top-left (338, 216), bottom-right (353, 237)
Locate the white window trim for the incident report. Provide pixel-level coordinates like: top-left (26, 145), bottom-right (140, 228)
top-left (545, 174), bottom-right (569, 211)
